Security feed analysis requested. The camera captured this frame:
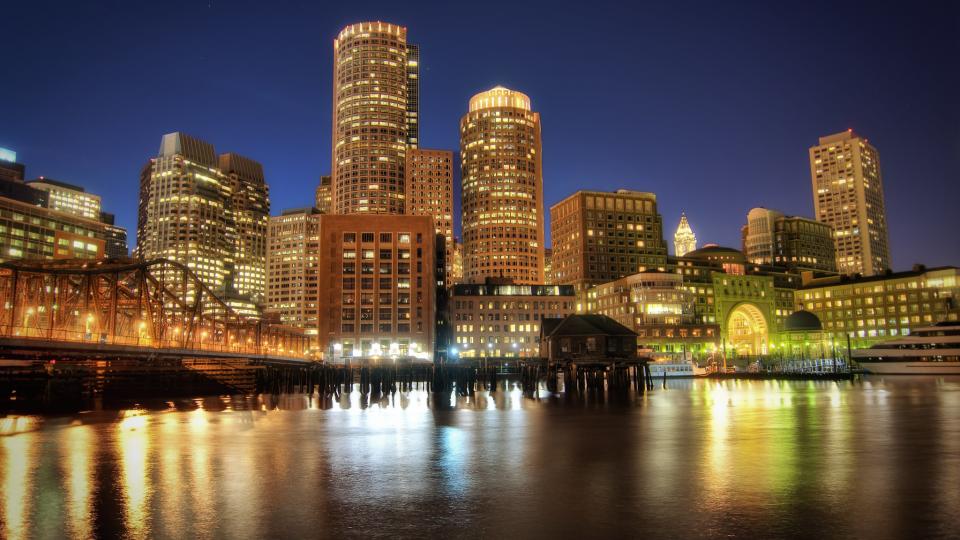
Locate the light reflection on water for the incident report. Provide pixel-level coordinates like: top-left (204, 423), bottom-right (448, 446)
top-left (1, 376), bottom-right (959, 539)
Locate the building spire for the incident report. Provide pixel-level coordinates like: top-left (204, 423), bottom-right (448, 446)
top-left (674, 212), bottom-right (697, 257)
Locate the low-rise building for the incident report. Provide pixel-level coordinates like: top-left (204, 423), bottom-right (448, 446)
top-left (451, 279), bottom-right (575, 358)
top-left (316, 214), bottom-right (436, 361)
top-left (798, 265), bottom-right (960, 348)
top-left (539, 314), bottom-right (638, 363)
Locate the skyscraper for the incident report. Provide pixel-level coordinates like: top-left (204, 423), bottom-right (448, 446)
top-left (406, 44), bottom-right (420, 148)
top-left (460, 86), bottom-right (544, 284)
top-left (741, 207), bottom-right (836, 273)
top-left (551, 189), bottom-right (667, 299)
top-left (137, 133), bottom-right (269, 309)
top-left (809, 129), bottom-right (890, 276)
top-left (266, 208), bottom-right (322, 338)
top-left (331, 22), bottom-right (412, 215)
top-left (674, 212), bottom-right (697, 257)
top-left (220, 153), bottom-right (270, 303)
top-left (315, 175), bottom-right (332, 214)
top-left (405, 148), bottom-right (454, 280)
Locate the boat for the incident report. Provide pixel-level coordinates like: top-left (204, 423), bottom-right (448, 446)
top-left (647, 359), bottom-right (708, 378)
top-left (852, 321), bottom-right (960, 374)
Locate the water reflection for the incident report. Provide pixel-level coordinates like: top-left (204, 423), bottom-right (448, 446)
top-left (0, 377), bottom-right (959, 538)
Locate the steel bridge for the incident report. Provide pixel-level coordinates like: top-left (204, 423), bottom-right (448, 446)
top-left (0, 258), bottom-right (311, 365)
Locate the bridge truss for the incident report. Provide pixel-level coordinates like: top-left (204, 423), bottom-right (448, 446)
top-left (0, 258), bottom-right (309, 358)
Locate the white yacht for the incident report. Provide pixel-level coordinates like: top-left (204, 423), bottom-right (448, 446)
top-left (647, 359), bottom-right (708, 378)
top-left (852, 322), bottom-right (960, 374)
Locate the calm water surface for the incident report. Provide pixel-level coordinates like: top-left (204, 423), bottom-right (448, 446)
top-left (2, 376), bottom-right (959, 539)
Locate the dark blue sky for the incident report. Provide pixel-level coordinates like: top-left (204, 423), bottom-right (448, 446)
top-left (3, 1), bottom-right (958, 269)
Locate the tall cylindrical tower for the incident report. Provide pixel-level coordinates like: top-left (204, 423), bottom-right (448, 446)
top-left (331, 22), bottom-right (409, 214)
top-left (460, 86), bottom-right (545, 284)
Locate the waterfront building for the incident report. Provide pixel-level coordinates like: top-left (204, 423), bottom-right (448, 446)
top-left (137, 132), bottom-right (269, 309)
top-left (590, 271), bottom-right (719, 359)
top-left (315, 175), bottom-right (332, 214)
top-left (551, 189), bottom-right (667, 304)
top-left (673, 212), bottom-right (697, 257)
top-left (742, 207), bottom-right (837, 273)
top-left (405, 148), bottom-right (454, 281)
top-left (316, 214), bottom-right (436, 360)
top-left (797, 265), bottom-right (960, 348)
top-left (266, 208), bottom-right (322, 342)
top-left (460, 86), bottom-right (544, 284)
top-left (540, 314), bottom-right (638, 362)
top-left (331, 21), bottom-right (413, 215)
top-left (809, 129), bottom-right (890, 276)
top-left (451, 279), bottom-right (575, 358)
top-left (586, 245), bottom-right (803, 363)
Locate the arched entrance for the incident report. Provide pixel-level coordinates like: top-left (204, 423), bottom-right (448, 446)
top-left (726, 303), bottom-right (768, 356)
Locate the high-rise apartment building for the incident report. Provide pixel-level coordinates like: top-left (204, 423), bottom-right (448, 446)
top-left (315, 175), bottom-right (332, 214)
top-left (266, 208), bottom-right (322, 339)
top-left (742, 207), bottom-right (836, 273)
top-left (405, 148), bottom-right (454, 279)
top-left (219, 153), bottom-right (270, 303)
top-left (551, 190), bottom-right (667, 300)
top-left (406, 44), bottom-right (420, 148)
top-left (809, 130), bottom-right (890, 276)
top-left (316, 214), bottom-right (436, 360)
top-left (137, 133), bottom-right (269, 309)
top-left (331, 21), bottom-right (414, 215)
top-left (460, 86), bottom-right (544, 284)
top-left (673, 212), bottom-right (697, 257)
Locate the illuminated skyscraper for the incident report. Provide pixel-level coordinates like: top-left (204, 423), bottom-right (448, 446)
top-left (673, 212), bottom-right (697, 257)
top-left (331, 21), bottom-right (413, 215)
top-left (405, 148), bottom-right (454, 280)
top-left (460, 86), bottom-right (544, 284)
top-left (406, 44), bottom-right (420, 148)
top-left (219, 153), bottom-right (270, 303)
top-left (809, 130), bottom-right (890, 276)
top-left (266, 208), bottom-right (322, 338)
top-left (137, 133), bottom-right (269, 310)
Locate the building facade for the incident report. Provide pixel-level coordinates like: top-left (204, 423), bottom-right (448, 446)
top-left (590, 271), bottom-right (719, 359)
top-left (266, 208), bottom-right (322, 342)
top-left (673, 212), bottom-right (697, 257)
top-left (798, 266), bottom-right (960, 348)
top-left (0, 196), bottom-right (106, 262)
top-left (220, 153), bottom-right (270, 303)
top-left (406, 44), bottom-right (420, 148)
top-left (316, 214), bottom-right (436, 360)
top-left (742, 207), bottom-right (836, 273)
top-left (451, 280), bottom-right (575, 358)
top-left (26, 178), bottom-right (101, 220)
top-left (460, 86), bottom-right (544, 284)
top-left (405, 148), bottom-right (454, 280)
top-left (331, 21), bottom-right (413, 215)
top-left (315, 175), bottom-right (332, 214)
top-left (551, 190), bottom-right (667, 304)
top-left (809, 130), bottom-right (890, 276)
top-left (137, 132), bottom-right (268, 309)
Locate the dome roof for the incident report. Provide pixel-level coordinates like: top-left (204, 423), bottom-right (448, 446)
top-left (683, 245), bottom-right (746, 264)
top-left (784, 310), bottom-right (822, 332)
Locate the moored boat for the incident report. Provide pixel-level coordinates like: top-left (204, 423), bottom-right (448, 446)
top-left (852, 322), bottom-right (960, 374)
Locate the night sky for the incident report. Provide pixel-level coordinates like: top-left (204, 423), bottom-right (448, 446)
top-left (3, 1), bottom-right (958, 269)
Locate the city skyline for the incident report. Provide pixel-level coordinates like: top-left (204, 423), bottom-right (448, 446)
top-left (3, 1), bottom-right (957, 269)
